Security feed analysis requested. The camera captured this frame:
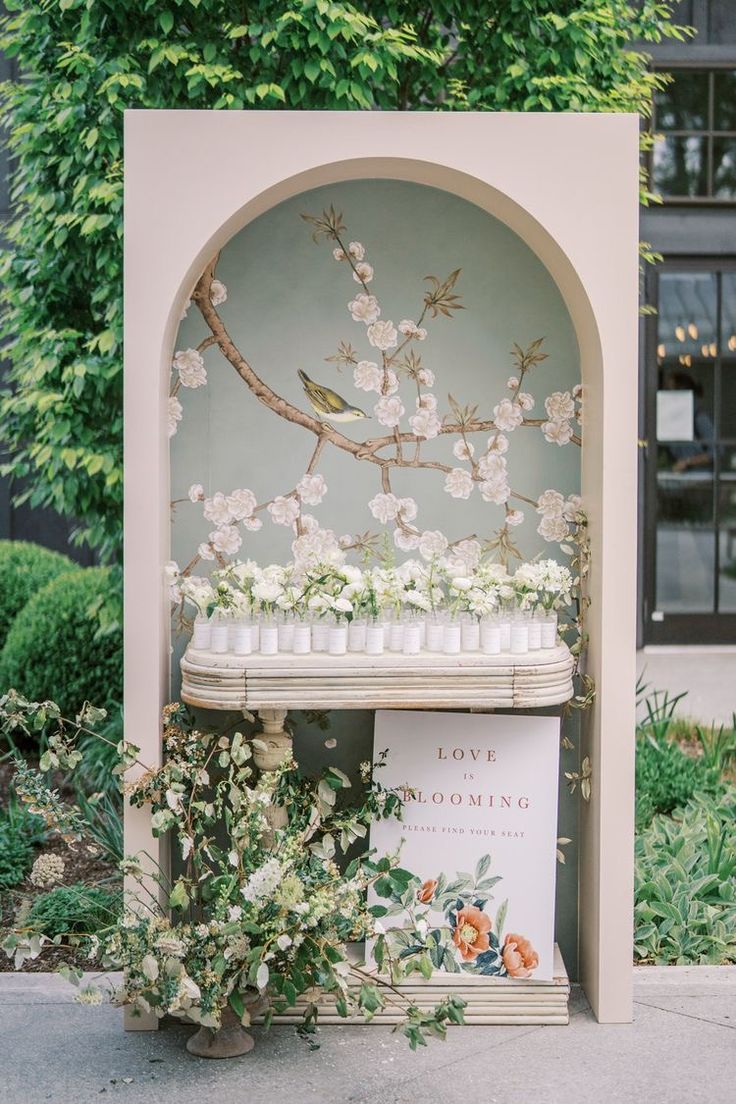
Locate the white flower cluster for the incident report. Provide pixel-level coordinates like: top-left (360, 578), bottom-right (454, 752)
top-left (29, 853), bottom-right (65, 889)
top-left (541, 388), bottom-right (581, 447)
top-left (536, 489), bottom-right (583, 543)
top-left (242, 857), bottom-right (283, 905)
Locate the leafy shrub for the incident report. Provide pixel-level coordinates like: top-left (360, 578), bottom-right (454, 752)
top-left (635, 735), bottom-right (720, 828)
top-left (26, 883), bottom-right (121, 939)
top-left (0, 541), bottom-right (76, 650)
top-left (634, 791), bottom-right (736, 964)
top-left (0, 798), bottom-right (46, 891)
top-left (0, 568), bottom-right (122, 718)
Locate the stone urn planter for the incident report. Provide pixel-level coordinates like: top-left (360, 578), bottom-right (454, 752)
top-left (186, 992), bottom-right (269, 1059)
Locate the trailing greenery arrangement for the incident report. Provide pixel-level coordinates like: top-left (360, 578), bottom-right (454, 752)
top-left (1, 693), bottom-right (465, 1049)
top-left (0, 568), bottom-right (122, 720)
top-left (0, 1), bottom-right (686, 567)
top-left (0, 542), bottom-right (75, 651)
top-left (634, 790), bottom-right (736, 965)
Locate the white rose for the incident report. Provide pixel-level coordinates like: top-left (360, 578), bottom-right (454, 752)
top-left (480, 477), bottom-right (510, 505)
top-left (538, 515), bottom-right (570, 542)
top-left (444, 467), bottom-right (473, 499)
top-left (210, 525), bottom-right (242, 555)
top-left (210, 279), bottom-right (227, 306)
top-left (188, 483), bottom-right (204, 503)
top-left (353, 360), bottom-right (383, 392)
top-left (506, 508), bottom-right (524, 527)
top-left (542, 419), bottom-right (573, 445)
top-left (536, 489), bottom-right (565, 517)
top-left (418, 530), bottom-right (449, 561)
top-left (348, 241), bottom-right (365, 261)
top-left (226, 488), bottom-right (257, 520)
top-left (453, 439), bottom-right (474, 460)
top-left (394, 528), bottom-right (420, 551)
top-left (409, 406), bottom-right (441, 439)
top-left (268, 495), bottom-right (300, 526)
top-left (198, 541), bottom-right (215, 561)
top-left (492, 398), bottom-right (523, 432)
top-left (352, 261), bottom-right (374, 284)
top-left (367, 319), bottom-right (398, 350)
top-left (174, 348), bottom-right (207, 389)
top-left (297, 473), bottom-right (327, 506)
top-left (348, 293), bottom-right (380, 324)
top-left (369, 492), bottom-right (401, 524)
top-left (203, 491), bottom-right (232, 526)
top-left (374, 395), bottom-right (404, 427)
top-left (168, 396), bottom-right (182, 438)
top-left (544, 391), bottom-right (576, 421)
top-left (517, 392), bottom-right (534, 411)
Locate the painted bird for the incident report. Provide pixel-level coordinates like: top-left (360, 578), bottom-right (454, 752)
top-left (297, 369), bottom-right (368, 424)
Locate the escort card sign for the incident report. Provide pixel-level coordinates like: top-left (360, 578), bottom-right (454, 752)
top-left (369, 710), bottom-right (560, 981)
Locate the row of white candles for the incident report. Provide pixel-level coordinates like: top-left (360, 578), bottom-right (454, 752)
top-left (191, 610), bottom-right (559, 658)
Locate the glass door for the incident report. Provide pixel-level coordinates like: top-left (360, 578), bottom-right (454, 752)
top-left (643, 262), bottom-right (736, 643)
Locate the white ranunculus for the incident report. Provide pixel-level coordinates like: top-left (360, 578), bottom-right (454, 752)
top-left (203, 491), bottom-right (232, 526)
top-left (352, 261), bottom-right (374, 284)
top-left (374, 395), bottom-right (404, 427)
top-left (226, 488), bottom-right (257, 520)
top-left (210, 279), bottom-right (227, 306)
top-left (542, 419), bottom-right (573, 445)
top-left (397, 496), bottom-right (418, 522)
top-left (297, 472), bottom-right (327, 506)
top-left (369, 492), bottom-right (401, 523)
top-left (394, 528), bottom-right (420, 551)
top-left (444, 467), bottom-right (474, 499)
top-left (253, 579), bottom-right (284, 604)
top-left (398, 319), bottom-right (427, 340)
top-left (538, 515), bottom-right (570, 542)
top-left (409, 406), bottom-right (441, 439)
top-left (506, 508), bottom-right (524, 527)
top-left (480, 477), bottom-right (510, 505)
top-left (210, 525), bottom-right (242, 556)
top-left (348, 241), bottom-right (365, 261)
top-left (353, 360), bottom-right (383, 392)
top-left (348, 293), bottom-right (380, 324)
top-left (188, 483), bottom-right (204, 503)
top-left (492, 398), bottom-right (524, 432)
top-left (536, 489), bottom-right (565, 517)
top-left (517, 392), bottom-right (534, 411)
top-left (418, 530), bottom-right (449, 561)
top-left (367, 319), bottom-right (398, 350)
top-left (453, 439), bottom-right (474, 460)
top-left (545, 391), bottom-right (576, 422)
top-left (197, 542), bottom-right (215, 561)
top-left (417, 367), bottom-right (434, 384)
top-left (168, 396), bottom-right (182, 438)
top-left (268, 495), bottom-right (300, 527)
top-left (506, 376), bottom-right (519, 390)
top-left (174, 348), bottom-right (207, 389)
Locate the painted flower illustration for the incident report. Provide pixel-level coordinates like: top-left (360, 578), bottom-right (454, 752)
top-left (167, 395), bottom-right (182, 438)
top-left (348, 293), bottom-right (380, 324)
top-left (369, 492), bottom-right (401, 523)
top-left (444, 468), bottom-right (473, 500)
top-left (374, 394), bottom-right (404, 427)
top-left (203, 492), bottom-right (232, 526)
top-left (545, 391), bottom-right (576, 422)
top-left (452, 904), bottom-right (492, 961)
top-left (353, 360), bottom-right (383, 392)
top-left (209, 279), bottom-right (228, 306)
top-left (492, 398), bottom-right (524, 432)
top-left (226, 488), bottom-right (258, 520)
top-left (297, 473), bottom-right (327, 506)
top-left (417, 879), bottom-right (438, 904)
top-left (367, 319), bottom-right (398, 350)
top-left (501, 933), bottom-right (539, 978)
top-left (268, 495), bottom-right (300, 527)
top-left (174, 348), bottom-right (207, 389)
top-left (409, 405), bottom-right (441, 439)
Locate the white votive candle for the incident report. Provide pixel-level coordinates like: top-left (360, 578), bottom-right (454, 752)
top-left (510, 616), bottom-right (528, 655)
top-left (328, 622), bottom-right (347, 656)
top-left (311, 620), bottom-right (329, 652)
top-left (461, 618), bottom-right (480, 653)
top-left (541, 612), bottom-right (558, 649)
top-left (231, 622), bottom-right (252, 656)
top-left (348, 619), bottom-right (367, 653)
top-left (443, 621), bottom-right (461, 655)
top-left (192, 615), bottom-right (212, 651)
top-left (260, 623), bottom-right (278, 655)
top-left (402, 620), bottom-right (421, 655)
top-left (292, 621), bottom-right (312, 655)
top-left (425, 618), bottom-right (444, 652)
top-left (365, 621), bottom-right (384, 655)
top-left (211, 621), bottom-right (230, 654)
top-left (480, 618), bottom-right (501, 655)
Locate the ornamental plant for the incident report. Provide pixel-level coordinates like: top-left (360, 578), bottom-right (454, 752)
top-left (1, 693), bottom-right (465, 1049)
top-left (0, 2), bottom-right (686, 567)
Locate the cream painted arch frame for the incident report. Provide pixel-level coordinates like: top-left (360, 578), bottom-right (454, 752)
top-left (124, 110), bottom-right (639, 1026)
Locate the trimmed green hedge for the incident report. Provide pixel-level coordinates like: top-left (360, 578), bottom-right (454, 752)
top-left (0, 541), bottom-right (75, 650)
top-left (0, 567), bottom-right (121, 717)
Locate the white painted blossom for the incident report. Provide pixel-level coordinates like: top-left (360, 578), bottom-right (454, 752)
top-left (448, 538), bottom-right (482, 572)
top-left (444, 467), bottom-right (474, 499)
top-left (203, 492), bottom-right (232, 526)
top-left (164, 560), bottom-right (181, 604)
top-left (480, 477), bottom-right (510, 505)
top-left (417, 393), bottom-right (438, 411)
top-left (536, 489), bottom-right (565, 517)
top-left (188, 483), bottom-right (204, 503)
top-left (168, 396), bottom-right (182, 438)
top-left (453, 439), bottom-right (475, 460)
top-left (210, 525), bottom-right (242, 556)
top-left (243, 515), bottom-right (263, 532)
top-left (353, 360), bottom-right (383, 392)
top-left (394, 528), bottom-right (420, 551)
top-left (226, 488), bottom-right (257, 520)
top-left (517, 392), bottom-right (534, 411)
top-left (538, 515), bottom-right (570, 542)
top-left (507, 376), bottom-right (519, 390)
top-left (477, 452), bottom-right (507, 481)
top-left (297, 472), bottom-right (327, 506)
top-left (210, 279), bottom-right (227, 306)
top-left (333, 246), bottom-right (346, 260)
top-left (353, 261), bottom-right (374, 283)
top-left (367, 319), bottom-right (398, 350)
top-left (198, 542), bottom-right (215, 561)
top-left (293, 527), bottom-right (344, 570)
top-left (545, 391), bottom-right (576, 422)
top-left (563, 494), bottom-right (583, 522)
top-left (174, 348), bottom-right (207, 389)
top-left (369, 492), bottom-right (401, 523)
top-left (348, 241), bottom-right (365, 261)
top-left (418, 529), bottom-right (449, 561)
top-left (573, 383), bottom-right (583, 400)
top-left (417, 367), bottom-right (434, 385)
top-left (268, 495), bottom-right (300, 527)
top-left (397, 496), bottom-right (418, 522)
top-left (506, 508), bottom-right (524, 527)
top-left (398, 319), bottom-right (427, 340)
top-left (374, 394), bottom-right (404, 427)
top-left (348, 293), bottom-right (380, 324)
top-left (492, 398), bottom-right (524, 432)
top-left (542, 419), bottom-right (573, 445)
top-left (488, 433), bottom-right (509, 454)
top-left (180, 298), bottom-right (191, 320)
top-left (409, 405), bottom-right (441, 439)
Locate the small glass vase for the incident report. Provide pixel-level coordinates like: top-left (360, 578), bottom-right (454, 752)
top-left (328, 619), bottom-right (348, 656)
top-left (402, 616), bottom-right (422, 656)
top-left (480, 615), bottom-right (501, 655)
top-left (443, 618), bottom-right (461, 655)
top-left (192, 614), bottom-right (212, 651)
top-left (510, 612), bottom-right (529, 656)
top-left (528, 610), bottom-right (543, 651)
top-left (499, 611), bottom-right (512, 652)
top-left (292, 619), bottom-right (312, 655)
top-left (425, 614), bottom-right (444, 653)
top-left (388, 615), bottom-right (405, 653)
top-left (210, 612), bottom-right (231, 655)
top-left (460, 615), bottom-right (480, 653)
top-left (231, 620), bottom-right (252, 656)
top-left (348, 618), bottom-right (367, 653)
top-left (277, 614), bottom-right (295, 653)
top-left (259, 618), bottom-right (279, 656)
top-left (365, 618), bottom-right (384, 655)
top-left (311, 619), bottom-right (329, 653)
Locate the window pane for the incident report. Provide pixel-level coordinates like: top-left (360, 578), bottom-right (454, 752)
top-left (653, 134), bottom-right (708, 197)
top-left (713, 71), bottom-right (736, 129)
top-left (655, 70), bottom-right (708, 130)
top-left (655, 465), bottom-right (715, 614)
top-left (718, 447), bottom-right (736, 612)
top-left (713, 137), bottom-right (736, 198)
top-left (658, 271), bottom-right (718, 362)
top-left (709, 1), bottom-right (736, 45)
top-left (721, 274), bottom-right (736, 438)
